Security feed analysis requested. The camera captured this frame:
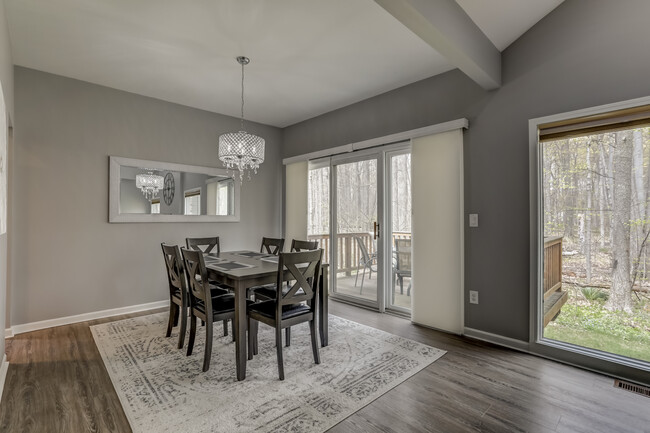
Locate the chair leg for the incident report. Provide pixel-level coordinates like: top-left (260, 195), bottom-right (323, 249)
top-left (166, 303), bottom-right (177, 338)
top-left (231, 319), bottom-right (236, 342)
top-left (203, 318), bottom-right (213, 372)
top-left (360, 267), bottom-right (366, 293)
top-left (309, 319), bottom-right (321, 364)
top-left (173, 304), bottom-right (180, 326)
top-left (354, 264), bottom-right (360, 287)
top-left (276, 326), bottom-right (285, 380)
top-left (223, 319), bottom-right (228, 337)
top-left (177, 304), bottom-right (187, 349)
top-left (186, 314), bottom-right (197, 356)
top-left (285, 327), bottom-right (291, 347)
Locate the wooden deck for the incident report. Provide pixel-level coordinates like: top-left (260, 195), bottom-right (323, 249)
top-left (333, 274), bottom-right (412, 309)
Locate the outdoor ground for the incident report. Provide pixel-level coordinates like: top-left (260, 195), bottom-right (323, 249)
top-left (544, 252), bottom-right (650, 362)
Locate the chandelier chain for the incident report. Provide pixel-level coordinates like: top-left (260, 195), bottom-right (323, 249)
top-left (240, 60), bottom-right (245, 131)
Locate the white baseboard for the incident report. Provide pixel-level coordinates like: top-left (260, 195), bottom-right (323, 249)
top-left (6, 300), bottom-right (169, 336)
top-left (0, 355), bottom-right (8, 404)
top-left (463, 327), bottom-right (531, 353)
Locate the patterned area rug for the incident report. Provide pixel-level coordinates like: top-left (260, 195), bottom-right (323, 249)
top-left (91, 313), bottom-right (445, 433)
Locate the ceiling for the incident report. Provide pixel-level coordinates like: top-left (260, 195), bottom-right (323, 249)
top-left (5, 0), bottom-right (564, 128)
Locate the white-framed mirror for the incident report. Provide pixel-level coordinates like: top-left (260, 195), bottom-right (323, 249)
top-left (109, 156), bottom-right (240, 223)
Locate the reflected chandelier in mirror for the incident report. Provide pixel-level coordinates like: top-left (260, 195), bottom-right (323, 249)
top-left (109, 156), bottom-right (240, 223)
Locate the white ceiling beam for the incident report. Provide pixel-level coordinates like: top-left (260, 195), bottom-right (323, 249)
top-left (375, 0), bottom-right (501, 90)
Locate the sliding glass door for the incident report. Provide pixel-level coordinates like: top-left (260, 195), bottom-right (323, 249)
top-left (386, 150), bottom-right (412, 313)
top-left (331, 152), bottom-right (383, 308)
top-left (306, 143), bottom-right (411, 313)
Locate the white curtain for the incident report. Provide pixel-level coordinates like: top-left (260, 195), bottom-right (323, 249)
top-left (411, 129), bottom-right (464, 334)
top-left (284, 161), bottom-right (309, 247)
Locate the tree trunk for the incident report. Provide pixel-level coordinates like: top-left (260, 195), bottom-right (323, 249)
top-left (606, 131), bottom-right (634, 313)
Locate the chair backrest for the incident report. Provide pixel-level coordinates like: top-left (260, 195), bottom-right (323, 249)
top-left (181, 248), bottom-right (212, 313)
top-left (290, 239), bottom-right (319, 252)
top-left (275, 250), bottom-right (322, 311)
top-left (394, 238), bottom-right (411, 270)
top-left (186, 237), bottom-right (220, 254)
top-left (355, 236), bottom-right (372, 262)
top-left (261, 237), bottom-right (285, 255)
top-left (161, 243), bottom-right (187, 299)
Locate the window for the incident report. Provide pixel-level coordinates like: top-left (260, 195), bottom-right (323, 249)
top-left (531, 97), bottom-right (650, 381)
top-left (216, 178), bottom-right (234, 216)
top-left (184, 189), bottom-right (201, 215)
top-left (150, 199), bottom-right (160, 214)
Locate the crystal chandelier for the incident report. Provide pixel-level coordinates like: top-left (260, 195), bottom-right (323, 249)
top-left (135, 171), bottom-right (164, 199)
top-left (218, 56), bottom-right (265, 182)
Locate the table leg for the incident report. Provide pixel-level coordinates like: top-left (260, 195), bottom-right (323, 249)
top-left (319, 266), bottom-right (329, 347)
top-left (234, 285), bottom-right (248, 381)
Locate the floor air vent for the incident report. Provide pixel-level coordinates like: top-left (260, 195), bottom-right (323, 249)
top-left (614, 380), bottom-right (650, 398)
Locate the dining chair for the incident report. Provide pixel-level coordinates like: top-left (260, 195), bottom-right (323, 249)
top-left (354, 236), bottom-right (377, 293)
top-left (186, 236), bottom-right (233, 291)
top-left (290, 239), bottom-right (319, 252)
top-left (260, 237), bottom-right (285, 255)
top-left (182, 248), bottom-right (255, 372)
top-left (161, 243), bottom-right (230, 349)
top-left (253, 239), bottom-right (318, 302)
top-left (161, 243), bottom-right (191, 349)
top-left (186, 236), bottom-right (221, 254)
top-left (253, 238), bottom-right (313, 345)
top-left (393, 238), bottom-right (412, 296)
top-left (247, 249), bottom-right (323, 380)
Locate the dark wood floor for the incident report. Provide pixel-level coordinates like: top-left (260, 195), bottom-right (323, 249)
top-left (1, 302), bottom-right (649, 433)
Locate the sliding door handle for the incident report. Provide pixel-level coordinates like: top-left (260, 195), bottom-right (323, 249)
top-left (374, 221), bottom-right (380, 240)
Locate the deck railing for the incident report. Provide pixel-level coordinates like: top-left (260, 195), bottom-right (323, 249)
top-left (543, 236), bottom-right (563, 298)
top-left (308, 231), bottom-right (411, 275)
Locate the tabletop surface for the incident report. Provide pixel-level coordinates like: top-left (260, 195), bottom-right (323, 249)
top-left (204, 250), bottom-right (328, 281)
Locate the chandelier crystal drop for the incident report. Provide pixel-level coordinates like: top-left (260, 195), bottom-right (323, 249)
top-left (218, 56), bottom-right (265, 182)
top-left (135, 171), bottom-right (164, 199)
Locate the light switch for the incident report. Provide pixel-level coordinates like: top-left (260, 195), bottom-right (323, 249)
top-left (469, 213), bottom-right (479, 227)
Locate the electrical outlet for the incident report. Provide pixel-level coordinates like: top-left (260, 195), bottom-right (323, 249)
top-left (469, 213), bottom-right (479, 227)
top-left (469, 290), bottom-right (479, 304)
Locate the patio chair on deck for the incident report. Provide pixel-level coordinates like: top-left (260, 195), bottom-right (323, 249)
top-left (354, 236), bottom-right (377, 293)
top-left (393, 238), bottom-right (412, 297)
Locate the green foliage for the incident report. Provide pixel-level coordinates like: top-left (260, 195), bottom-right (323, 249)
top-left (545, 303), bottom-right (650, 362)
top-left (581, 287), bottom-right (609, 301)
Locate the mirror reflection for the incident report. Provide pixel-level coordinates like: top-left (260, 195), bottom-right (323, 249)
top-left (109, 156), bottom-right (240, 223)
top-left (119, 166), bottom-right (235, 216)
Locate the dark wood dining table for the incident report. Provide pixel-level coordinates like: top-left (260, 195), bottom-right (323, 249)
top-left (203, 250), bottom-right (329, 381)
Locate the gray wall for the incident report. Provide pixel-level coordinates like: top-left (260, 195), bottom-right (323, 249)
top-left (0, 0), bottom-right (12, 362)
top-left (10, 67), bottom-right (283, 326)
top-left (0, 0), bottom-right (13, 121)
top-left (282, 0), bottom-right (650, 341)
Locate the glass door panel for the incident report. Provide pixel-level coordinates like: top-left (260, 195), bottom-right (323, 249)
top-left (332, 157), bottom-right (381, 306)
top-left (387, 152), bottom-right (412, 312)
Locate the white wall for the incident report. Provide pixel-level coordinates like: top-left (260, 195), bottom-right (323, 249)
top-left (10, 67), bottom-right (283, 327)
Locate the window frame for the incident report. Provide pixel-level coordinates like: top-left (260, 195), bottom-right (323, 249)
top-left (529, 95), bottom-right (650, 385)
